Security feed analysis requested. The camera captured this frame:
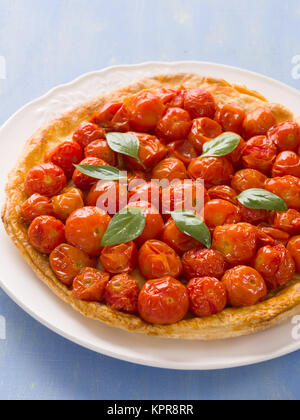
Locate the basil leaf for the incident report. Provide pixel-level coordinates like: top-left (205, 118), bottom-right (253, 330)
top-left (101, 207), bottom-right (146, 246)
top-left (106, 132), bottom-right (146, 169)
top-left (74, 165), bottom-right (127, 181)
top-left (236, 188), bottom-right (288, 211)
top-left (201, 133), bottom-right (241, 158)
top-left (171, 210), bottom-right (211, 249)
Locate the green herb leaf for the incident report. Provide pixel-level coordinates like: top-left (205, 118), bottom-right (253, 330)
top-left (74, 165), bottom-right (127, 181)
top-left (101, 207), bottom-right (146, 246)
top-left (106, 132), bottom-right (146, 169)
top-left (171, 210), bottom-right (211, 249)
top-left (201, 133), bottom-right (241, 158)
top-left (236, 188), bottom-right (288, 211)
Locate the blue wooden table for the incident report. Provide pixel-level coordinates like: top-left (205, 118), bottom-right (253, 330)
top-left (0, 0), bottom-right (300, 400)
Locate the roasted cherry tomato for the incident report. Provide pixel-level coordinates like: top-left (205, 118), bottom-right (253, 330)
top-left (242, 108), bottom-right (276, 140)
top-left (188, 156), bottom-right (234, 189)
top-left (156, 108), bottom-right (192, 142)
top-left (187, 277), bottom-right (227, 317)
top-left (242, 135), bottom-right (277, 174)
top-left (65, 207), bottom-right (111, 257)
top-left (100, 241), bottom-right (138, 274)
top-left (163, 89), bottom-right (185, 108)
top-left (204, 199), bottom-right (241, 230)
top-left (272, 209), bottom-right (300, 235)
top-left (214, 103), bottom-right (246, 134)
top-left (156, 88), bottom-right (179, 105)
top-left (212, 223), bottom-right (258, 265)
top-left (265, 176), bottom-right (300, 211)
top-left (52, 187), bottom-right (84, 221)
top-left (182, 248), bottom-right (227, 280)
top-left (45, 141), bottom-right (83, 178)
top-left (129, 91), bottom-right (165, 132)
top-left (257, 225), bottom-right (290, 247)
top-left (287, 236), bottom-right (300, 273)
top-left (138, 240), bottom-right (183, 280)
top-left (28, 215), bottom-right (65, 254)
top-left (239, 205), bottom-right (269, 225)
top-left (254, 244), bottom-right (295, 289)
top-left (73, 268), bottom-right (110, 302)
top-left (123, 132), bottom-right (166, 171)
top-left (126, 201), bottom-right (164, 247)
top-left (50, 243), bottom-right (96, 286)
top-left (222, 266), bottom-right (267, 307)
top-left (166, 139), bottom-right (198, 166)
top-left (128, 181), bottom-right (162, 213)
top-left (25, 163), bottom-right (67, 197)
top-left (208, 185), bottom-right (238, 205)
top-left (161, 218), bottom-right (201, 256)
top-left (72, 157), bottom-right (109, 190)
top-left (126, 170), bottom-right (148, 187)
top-left (272, 151), bottom-right (300, 178)
top-left (87, 181), bottom-right (128, 216)
top-left (183, 89), bottom-right (216, 119)
top-left (73, 122), bottom-right (106, 149)
top-left (188, 117), bottom-right (222, 153)
top-left (84, 139), bottom-right (118, 166)
top-left (138, 277), bottom-right (189, 324)
top-left (105, 273), bottom-right (139, 314)
top-left (231, 168), bottom-right (268, 194)
top-left (152, 157), bottom-right (187, 182)
top-left (268, 121), bottom-right (300, 152)
top-left (225, 135), bottom-right (246, 170)
top-left (90, 103), bottom-right (130, 132)
top-left (20, 194), bottom-right (54, 223)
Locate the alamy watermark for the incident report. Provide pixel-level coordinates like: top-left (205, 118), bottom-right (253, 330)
top-left (291, 55), bottom-right (300, 80)
top-left (291, 315), bottom-right (300, 341)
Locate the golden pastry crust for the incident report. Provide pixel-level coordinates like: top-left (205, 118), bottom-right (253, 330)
top-left (2, 73), bottom-right (300, 340)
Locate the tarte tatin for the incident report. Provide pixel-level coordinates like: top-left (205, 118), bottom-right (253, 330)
top-left (2, 73), bottom-right (300, 340)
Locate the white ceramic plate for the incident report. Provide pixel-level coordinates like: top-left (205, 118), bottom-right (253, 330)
top-left (1, 61), bottom-right (300, 370)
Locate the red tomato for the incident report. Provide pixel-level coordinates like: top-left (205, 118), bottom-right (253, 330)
top-left (45, 141), bottom-right (83, 178)
top-left (100, 241), bottom-right (138, 274)
top-left (231, 168), bottom-right (268, 194)
top-left (138, 240), bottom-right (183, 280)
top-left (138, 277), bottom-right (189, 324)
top-left (128, 181), bottom-right (162, 213)
top-left (105, 273), bottom-right (139, 314)
top-left (90, 103), bottom-right (130, 132)
top-left (208, 185), bottom-right (238, 205)
top-left (28, 216), bottom-right (65, 254)
top-left (265, 176), bottom-right (300, 211)
top-left (187, 277), bottom-right (227, 317)
top-left (52, 187), bottom-right (84, 221)
top-left (188, 156), bottom-right (234, 189)
top-left (188, 117), bottom-right (222, 153)
top-left (87, 181), bottom-right (128, 216)
top-left (242, 108), bottom-right (276, 140)
top-left (50, 244), bottom-right (96, 286)
top-left (73, 122), bottom-right (106, 149)
top-left (20, 194), bottom-right (54, 223)
top-left (156, 88), bottom-right (179, 105)
top-left (182, 248), bottom-right (227, 280)
top-left (257, 225), bottom-right (290, 247)
top-left (222, 266), bottom-right (267, 307)
top-left (123, 132), bottom-right (167, 171)
top-left (129, 91), bottom-right (165, 132)
top-left (287, 236), bottom-right (300, 273)
top-left (126, 201), bottom-right (164, 247)
top-left (242, 135), bottom-right (277, 174)
top-left (268, 121), bottom-right (300, 152)
top-left (65, 207), bottom-right (111, 257)
top-left (215, 103), bottom-right (246, 134)
top-left (152, 158), bottom-right (187, 182)
top-left (273, 209), bottom-right (300, 235)
top-left (254, 244), bottom-right (295, 289)
top-left (161, 218), bottom-right (201, 256)
top-left (212, 223), bottom-right (258, 265)
top-left (73, 268), bottom-right (110, 302)
top-left (272, 151), bottom-right (300, 178)
top-left (25, 163), bottom-right (67, 197)
top-left (183, 89), bottom-right (216, 119)
top-left (239, 205), bottom-right (269, 225)
top-left (84, 139), bottom-right (118, 167)
top-left (156, 108), bottom-right (192, 142)
top-left (204, 199), bottom-right (241, 230)
top-left (72, 157), bottom-right (109, 190)
top-left (166, 139), bottom-right (198, 166)
top-left (227, 135), bottom-right (246, 169)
